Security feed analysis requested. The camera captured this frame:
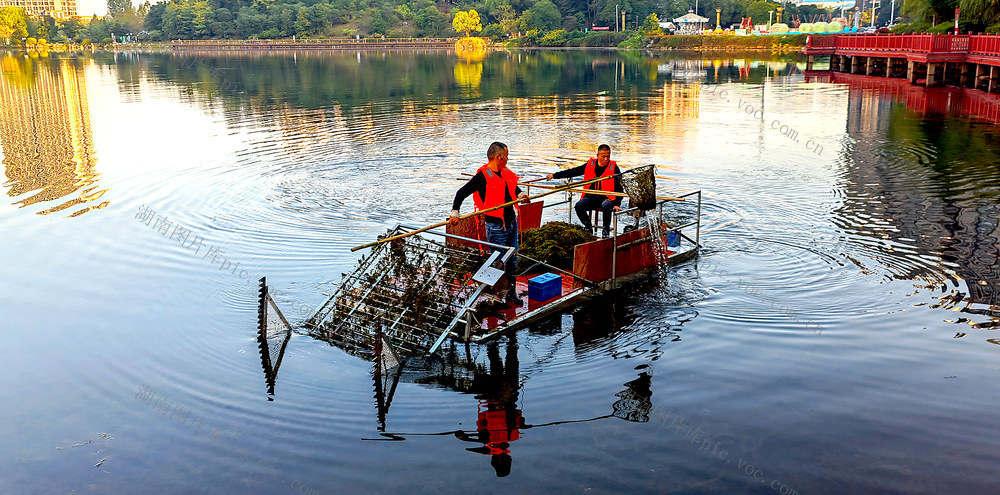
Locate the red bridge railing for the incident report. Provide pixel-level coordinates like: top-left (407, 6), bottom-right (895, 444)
top-left (968, 34), bottom-right (1000, 55)
top-left (807, 34), bottom-right (986, 56)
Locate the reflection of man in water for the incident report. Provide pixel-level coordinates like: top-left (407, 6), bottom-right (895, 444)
top-left (456, 337), bottom-right (524, 477)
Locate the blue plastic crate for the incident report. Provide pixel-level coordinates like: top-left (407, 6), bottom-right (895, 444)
top-left (528, 273), bottom-right (562, 301)
top-left (667, 231), bottom-right (681, 248)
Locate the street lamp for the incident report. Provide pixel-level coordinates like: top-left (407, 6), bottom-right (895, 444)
top-left (768, 10), bottom-right (773, 30)
top-left (616, 4), bottom-right (619, 32)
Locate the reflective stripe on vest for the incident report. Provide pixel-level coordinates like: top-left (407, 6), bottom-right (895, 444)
top-left (581, 158), bottom-right (617, 201)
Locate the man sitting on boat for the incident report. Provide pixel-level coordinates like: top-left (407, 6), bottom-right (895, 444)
top-left (545, 144), bottom-right (624, 238)
top-left (450, 141), bottom-right (529, 305)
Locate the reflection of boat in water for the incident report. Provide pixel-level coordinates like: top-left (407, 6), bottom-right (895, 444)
top-left (257, 263), bottom-right (661, 477)
top-left (302, 166), bottom-right (702, 360)
top-left (255, 167), bottom-right (690, 462)
top-left (360, 334), bottom-right (654, 477)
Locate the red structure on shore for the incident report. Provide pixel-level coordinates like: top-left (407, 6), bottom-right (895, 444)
top-left (804, 34), bottom-right (1000, 90)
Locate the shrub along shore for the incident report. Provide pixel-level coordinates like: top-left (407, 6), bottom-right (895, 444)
top-left (160, 33), bottom-right (808, 51)
top-left (3, 34), bottom-right (808, 53)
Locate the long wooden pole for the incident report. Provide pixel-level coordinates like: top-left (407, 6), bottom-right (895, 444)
top-left (350, 174), bottom-right (623, 252)
top-left (516, 182), bottom-right (683, 201)
top-left (462, 171), bottom-right (679, 181)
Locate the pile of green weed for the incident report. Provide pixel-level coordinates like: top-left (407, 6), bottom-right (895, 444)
top-left (520, 222), bottom-right (594, 270)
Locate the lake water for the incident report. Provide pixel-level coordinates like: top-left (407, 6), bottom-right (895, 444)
top-left (3, 49), bottom-right (1000, 494)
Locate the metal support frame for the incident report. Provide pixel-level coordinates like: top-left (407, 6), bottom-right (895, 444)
top-left (428, 245), bottom-right (514, 354)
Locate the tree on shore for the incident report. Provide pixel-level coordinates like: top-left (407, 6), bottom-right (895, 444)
top-left (453, 9), bottom-right (483, 37)
top-left (107, 0), bottom-right (131, 18)
top-left (0, 6), bottom-right (29, 44)
top-left (523, 0), bottom-right (562, 32)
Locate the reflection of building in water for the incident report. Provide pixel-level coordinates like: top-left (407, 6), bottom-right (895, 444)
top-left (0, 0), bottom-right (77, 18)
top-left (1, 56), bottom-right (107, 216)
top-left (833, 74), bottom-right (1000, 309)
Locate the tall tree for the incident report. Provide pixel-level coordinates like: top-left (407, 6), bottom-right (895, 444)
top-left (453, 9), bottom-right (482, 36)
top-left (0, 6), bottom-right (29, 43)
top-left (60, 17), bottom-right (84, 40)
top-left (522, 0), bottom-right (561, 31)
top-left (745, 0), bottom-right (774, 25)
top-left (108, 0), bottom-right (131, 18)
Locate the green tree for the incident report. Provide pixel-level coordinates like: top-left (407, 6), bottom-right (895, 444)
top-left (482, 22), bottom-right (505, 40)
top-left (496, 3), bottom-right (518, 36)
top-left (295, 6), bottom-right (311, 36)
top-left (211, 7), bottom-right (236, 37)
top-left (191, 1), bottom-right (213, 38)
top-left (661, 0), bottom-right (691, 20)
top-left (370, 8), bottom-right (388, 34)
top-left (87, 17), bottom-right (111, 41)
top-left (236, 7), bottom-right (268, 38)
top-left (641, 12), bottom-right (661, 33)
top-left (745, 0), bottom-right (774, 25)
top-left (537, 27), bottom-right (567, 44)
top-left (163, 2), bottom-right (196, 39)
top-left (0, 6), bottom-right (29, 44)
top-left (415, 5), bottom-right (446, 36)
top-left (903, 0), bottom-right (958, 24)
top-left (107, 0), bottom-right (131, 18)
top-left (395, 4), bottom-right (414, 21)
top-left (60, 17), bottom-right (84, 41)
top-left (144, 2), bottom-right (166, 32)
top-left (453, 9), bottom-right (482, 36)
top-left (522, 0), bottom-right (561, 31)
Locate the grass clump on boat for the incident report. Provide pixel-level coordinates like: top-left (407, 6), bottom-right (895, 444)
top-left (520, 221), bottom-right (594, 271)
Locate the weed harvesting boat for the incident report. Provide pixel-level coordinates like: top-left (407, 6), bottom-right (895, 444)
top-left (292, 165), bottom-right (701, 362)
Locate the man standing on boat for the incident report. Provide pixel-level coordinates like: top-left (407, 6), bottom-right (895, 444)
top-left (545, 144), bottom-right (623, 238)
top-left (451, 141), bottom-right (529, 305)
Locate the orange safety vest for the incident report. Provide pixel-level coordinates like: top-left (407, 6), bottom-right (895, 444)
top-left (473, 163), bottom-right (520, 221)
top-left (581, 158), bottom-right (617, 201)
top-left (477, 408), bottom-right (522, 455)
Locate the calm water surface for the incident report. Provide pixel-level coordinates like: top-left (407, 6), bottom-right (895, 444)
top-left (3, 49), bottom-right (1000, 494)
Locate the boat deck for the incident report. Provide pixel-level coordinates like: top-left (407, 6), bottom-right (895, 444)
top-left (467, 243), bottom-right (686, 342)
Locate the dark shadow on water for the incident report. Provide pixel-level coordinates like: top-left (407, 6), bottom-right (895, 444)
top-left (355, 333), bottom-right (656, 477)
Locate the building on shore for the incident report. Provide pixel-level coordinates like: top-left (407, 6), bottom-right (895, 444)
top-left (673, 10), bottom-right (710, 34)
top-left (0, 0), bottom-right (77, 19)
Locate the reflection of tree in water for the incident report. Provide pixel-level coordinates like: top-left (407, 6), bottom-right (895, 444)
top-left (453, 61), bottom-right (482, 98)
top-left (101, 51), bottom-right (710, 112)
